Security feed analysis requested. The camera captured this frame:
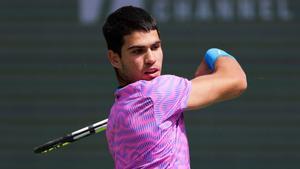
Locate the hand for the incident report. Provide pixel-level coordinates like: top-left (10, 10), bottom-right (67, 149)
top-left (194, 58), bottom-right (212, 77)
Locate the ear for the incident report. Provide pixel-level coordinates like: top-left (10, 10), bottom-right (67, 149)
top-left (107, 50), bottom-right (121, 69)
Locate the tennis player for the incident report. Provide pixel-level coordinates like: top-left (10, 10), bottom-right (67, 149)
top-left (102, 6), bottom-right (247, 169)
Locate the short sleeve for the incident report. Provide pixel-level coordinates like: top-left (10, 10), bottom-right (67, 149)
top-left (139, 75), bottom-right (191, 124)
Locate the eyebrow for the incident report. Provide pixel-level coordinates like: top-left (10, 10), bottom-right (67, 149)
top-left (127, 40), bottom-right (161, 50)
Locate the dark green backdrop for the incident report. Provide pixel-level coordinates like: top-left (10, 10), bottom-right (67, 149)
top-left (1, 0), bottom-right (299, 168)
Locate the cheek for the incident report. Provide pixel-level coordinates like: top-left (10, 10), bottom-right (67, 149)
top-left (123, 58), bottom-right (143, 73)
top-left (133, 57), bottom-right (145, 68)
top-left (156, 50), bottom-right (163, 63)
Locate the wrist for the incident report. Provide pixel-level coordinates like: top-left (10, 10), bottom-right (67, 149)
top-left (204, 48), bottom-right (235, 71)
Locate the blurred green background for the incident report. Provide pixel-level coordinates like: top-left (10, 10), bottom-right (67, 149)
top-left (1, 0), bottom-right (299, 168)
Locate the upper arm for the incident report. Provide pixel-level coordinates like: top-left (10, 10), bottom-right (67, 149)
top-left (186, 57), bottom-right (247, 110)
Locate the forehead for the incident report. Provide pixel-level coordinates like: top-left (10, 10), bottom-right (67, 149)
top-left (122, 30), bottom-right (160, 49)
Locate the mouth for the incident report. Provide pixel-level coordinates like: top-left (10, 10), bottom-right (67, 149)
top-left (144, 68), bottom-right (159, 74)
top-left (144, 67), bottom-right (160, 74)
top-left (144, 68), bottom-right (160, 79)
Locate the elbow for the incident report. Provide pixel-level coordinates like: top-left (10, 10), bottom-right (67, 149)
top-left (239, 78), bottom-right (247, 94)
top-left (235, 73), bottom-right (247, 95)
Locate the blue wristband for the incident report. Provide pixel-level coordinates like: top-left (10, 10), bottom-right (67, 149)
top-left (204, 48), bottom-right (234, 71)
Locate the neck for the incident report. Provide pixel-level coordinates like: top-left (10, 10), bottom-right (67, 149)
top-left (115, 69), bottom-right (129, 88)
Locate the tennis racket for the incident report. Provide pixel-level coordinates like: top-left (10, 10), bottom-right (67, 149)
top-left (33, 118), bottom-right (108, 154)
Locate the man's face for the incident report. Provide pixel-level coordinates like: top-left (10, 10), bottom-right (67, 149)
top-left (111, 30), bottom-right (163, 85)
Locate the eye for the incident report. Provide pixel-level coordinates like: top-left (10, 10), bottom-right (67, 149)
top-left (131, 48), bottom-right (145, 55)
top-left (151, 43), bottom-right (161, 51)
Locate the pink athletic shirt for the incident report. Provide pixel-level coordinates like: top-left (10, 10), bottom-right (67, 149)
top-left (106, 75), bottom-right (192, 169)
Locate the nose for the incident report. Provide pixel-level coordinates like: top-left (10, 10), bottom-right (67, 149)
top-left (145, 49), bottom-right (156, 65)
